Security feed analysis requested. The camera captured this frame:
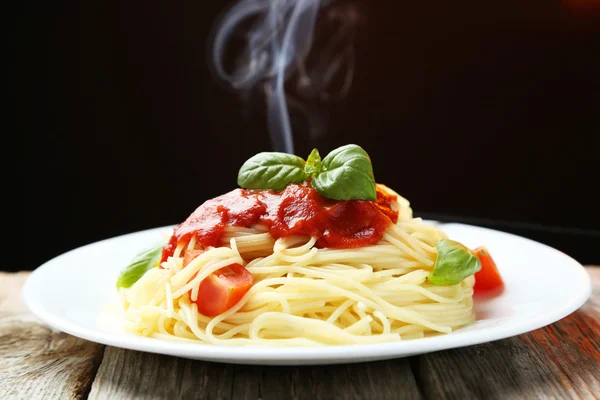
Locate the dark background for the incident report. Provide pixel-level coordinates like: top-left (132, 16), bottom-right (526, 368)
top-left (17, 0), bottom-right (600, 271)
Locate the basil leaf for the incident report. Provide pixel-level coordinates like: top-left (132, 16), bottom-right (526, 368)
top-left (237, 152), bottom-right (308, 191)
top-left (311, 144), bottom-right (376, 201)
top-left (116, 242), bottom-right (164, 288)
top-left (429, 239), bottom-right (482, 286)
top-left (304, 148), bottom-right (322, 176)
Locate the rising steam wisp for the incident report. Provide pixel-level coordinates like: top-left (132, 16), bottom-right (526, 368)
top-left (211, 0), bottom-right (360, 153)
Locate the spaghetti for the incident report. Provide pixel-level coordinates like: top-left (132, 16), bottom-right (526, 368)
top-left (118, 185), bottom-right (476, 346)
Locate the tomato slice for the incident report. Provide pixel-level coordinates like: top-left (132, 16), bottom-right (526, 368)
top-left (183, 250), bottom-right (253, 317)
top-left (183, 249), bottom-right (204, 267)
top-left (473, 246), bottom-right (504, 292)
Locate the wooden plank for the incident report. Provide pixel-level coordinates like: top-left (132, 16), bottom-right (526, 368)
top-left (0, 271), bottom-right (30, 314)
top-left (0, 272), bottom-right (105, 400)
top-left (413, 266), bottom-right (600, 400)
top-left (3, 267), bottom-right (598, 399)
top-left (88, 347), bottom-right (421, 400)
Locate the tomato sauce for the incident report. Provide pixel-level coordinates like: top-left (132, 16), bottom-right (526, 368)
top-left (161, 183), bottom-right (399, 262)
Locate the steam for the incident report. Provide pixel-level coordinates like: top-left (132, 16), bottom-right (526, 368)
top-left (211, 0), bottom-right (360, 153)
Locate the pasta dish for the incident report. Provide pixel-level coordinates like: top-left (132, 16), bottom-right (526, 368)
top-left (115, 144), bottom-right (503, 346)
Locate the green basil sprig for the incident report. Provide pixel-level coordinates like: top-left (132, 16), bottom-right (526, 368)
top-left (428, 239), bottom-right (482, 286)
top-left (237, 144), bottom-right (377, 201)
top-left (311, 144), bottom-right (376, 201)
top-left (116, 242), bottom-right (165, 288)
top-left (237, 152), bottom-right (308, 192)
top-left (304, 148), bottom-right (322, 176)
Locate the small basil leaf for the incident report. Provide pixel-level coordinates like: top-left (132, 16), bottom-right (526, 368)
top-left (304, 148), bottom-right (322, 176)
top-left (311, 144), bottom-right (376, 201)
top-left (237, 152), bottom-right (308, 191)
top-left (116, 242), bottom-right (165, 288)
top-left (428, 239), bottom-right (482, 286)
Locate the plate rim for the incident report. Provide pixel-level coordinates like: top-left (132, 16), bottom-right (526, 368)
top-left (21, 223), bottom-right (593, 365)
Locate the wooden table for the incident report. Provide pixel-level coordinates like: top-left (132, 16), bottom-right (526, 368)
top-left (1, 268), bottom-right (598, 400)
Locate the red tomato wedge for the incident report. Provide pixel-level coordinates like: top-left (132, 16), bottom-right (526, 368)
top-left (183, 250), bottom-right (254, 317)
top-left (183, 249), bottom-right (204, 267)
top-left (473, 246), bottom-right (504, 292)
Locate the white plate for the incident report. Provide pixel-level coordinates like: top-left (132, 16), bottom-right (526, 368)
top-left (22, 223), bottom-right (591, 366)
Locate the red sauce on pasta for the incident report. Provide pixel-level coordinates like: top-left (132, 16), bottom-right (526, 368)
top-left (160, 182), bottom-right (399, 262)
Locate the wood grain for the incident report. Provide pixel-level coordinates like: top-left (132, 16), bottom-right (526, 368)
top-left (0, 272), bottom-right (105, 400)
top-left (414, 267), bottom-right (600, 400)
top-left (1, 267), bottom-right (598, 399)
top-left (88, 346), bottom-right (421, 400)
